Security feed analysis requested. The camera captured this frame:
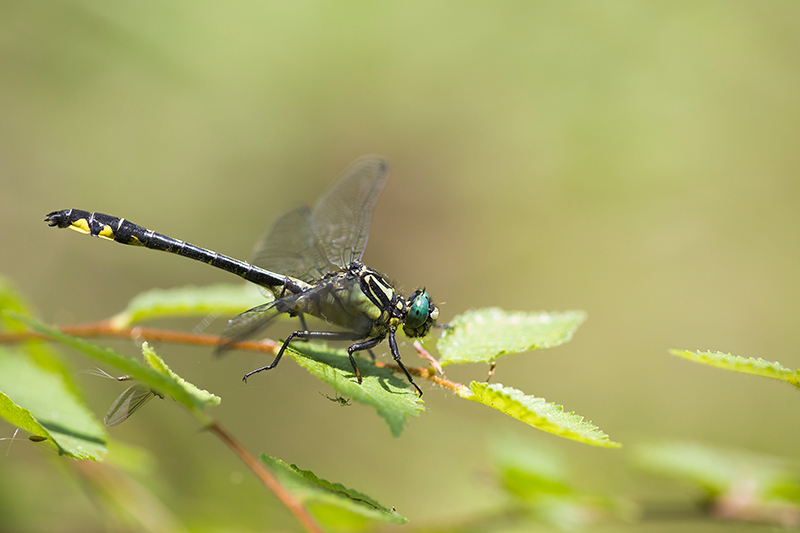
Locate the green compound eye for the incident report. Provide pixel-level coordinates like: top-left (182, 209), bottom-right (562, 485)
top-left (405, 291), bottom-right (430, 330)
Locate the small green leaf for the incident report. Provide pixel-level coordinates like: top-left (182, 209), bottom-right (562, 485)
top-left (5, 313), bottom-right (216, 415)
top-left (438, 308), bottom-right (587, 365)
top-left (285, 342), bottom-right (423, 437)
top-left (261, 455), bottom-right (408, 526)
top-left (670, 350), bottom-right (800, 388)
top-left (460, 382), bottom-right (620, 448)
top-left (109, 283), bottom-right (267, 329)
top-left (0, 346), bottom-right (107, 460)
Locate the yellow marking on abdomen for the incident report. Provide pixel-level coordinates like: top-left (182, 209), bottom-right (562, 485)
top-left (69, 218), bottom-right (91, 234)
top-left (97, 225), bottom-right (115, 240)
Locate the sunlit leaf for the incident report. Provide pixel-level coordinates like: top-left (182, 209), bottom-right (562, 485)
top-left (670, 350), bottom-right (800, 388)
top-left (262, 455), bottom-right (408, 527)
top-left (0, 346), bottom-right (106, 460)
top-left (438, 308), bottom-right (586, 365)
top-left (109, 283), bottom-right (267, 329)
top-left (459, 382), bottom-right (620, 448)
top-left (284, 342), bottom-right (423, 437)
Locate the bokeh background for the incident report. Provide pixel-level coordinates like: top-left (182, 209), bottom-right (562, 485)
top-left (2, 2), bottom-right (799, 531)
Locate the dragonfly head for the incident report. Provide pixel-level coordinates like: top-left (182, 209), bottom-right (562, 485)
top-left (402, 289), bottom-right (438, 338)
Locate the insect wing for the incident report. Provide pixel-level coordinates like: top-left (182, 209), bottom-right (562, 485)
top-left (249, 206), bottom-right (329, 283)
top-left (217, 293), bottom-right (301, 354)
top-left (311, 157), bottom-right (389, 267)
top-left (104, 384), bottom-right (157, 427)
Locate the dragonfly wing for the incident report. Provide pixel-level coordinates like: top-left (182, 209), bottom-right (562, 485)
top-left (217, 295), bottom-right (299, 353)
top-left (249, 206), bottom-right (329, 283)
top-left (104, 384), bottom-right (157, 427)
top-left (311, 157), bottom-right (389, 267)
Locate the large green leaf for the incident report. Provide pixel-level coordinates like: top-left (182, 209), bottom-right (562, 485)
top-left (286, 342), bottom-right (424, 437)
top-left (5, 313), bottom-right (218, 416)
top-left (460, 382), bottom-right (620, 448)
top-left (261, 456), bottom-right (408, 527)
top-left (438, 308), bottom-right (586, 365)
top-left (109, 283), bottom-right (267, 328)
top-left (0, 346), bottom-right (107, 460)
top-left (670, 350), bottom-right (800, 388)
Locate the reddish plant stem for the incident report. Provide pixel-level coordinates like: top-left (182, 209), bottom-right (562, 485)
top-left (0, 320), bottom-right (466, 391)
top-left (205, 420), bottom-right (324, 533)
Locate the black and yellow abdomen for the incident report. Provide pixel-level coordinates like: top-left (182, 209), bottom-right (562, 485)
top-left (44, 209), bottom-right (303, 293)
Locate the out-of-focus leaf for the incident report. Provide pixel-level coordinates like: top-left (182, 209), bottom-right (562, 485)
top-left (634, 442), bottom-right (800, 502)
top-left (283, 342), bottom-right (423, 437)
top-left (0, 346), bottom-right (106, 460)
top-left (459, 382), bottom-right (620, 448)
top-left (438, 308), bottom-right (586, 365)
top-left (489, 435), bottom-right (635, 529)
top-left (5, 313), bottom-right (217, 415)
top-left (109, 283), bottom-right (267, 329)
top-left (261, 455), bottom-right (408, 527)
top-left (0, 276), bottom-right (83, 398)
top-left (670, 350), bottom-right (800, 388)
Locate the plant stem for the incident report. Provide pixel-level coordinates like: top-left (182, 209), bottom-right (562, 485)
top-left (0, 319), bottom-right (464, 392)
top-left (205, 420), bottom-right (324, 533)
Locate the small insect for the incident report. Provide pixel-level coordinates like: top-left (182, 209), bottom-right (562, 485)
top-left (319, 392), bottom-right (352, 406)
top-left (84, 368), bottom-right (162, 426)
top-left (46, 157), bottom-right (441, 395)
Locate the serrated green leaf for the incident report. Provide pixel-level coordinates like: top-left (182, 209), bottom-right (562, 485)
top-left (141, 343), bottom-right (220, 406)
top-left (4, 313), bottom-right (216, 416)
top-left (438, 308), bottom-right (587, 365)
top-left (0, 346), bottom-right (107, 460)
top-left (460, 382), bottom-right (620, 448)
top-left (670, 350), bottom-right (800, 387)
top-left (261, 455), bottom-right (408, 526)
top-left (285, 342), bottom-right (423, 437)
top-left (634, 442), bottom-right (800, 504)
top-left (109, 283), bottom-right (267, 329)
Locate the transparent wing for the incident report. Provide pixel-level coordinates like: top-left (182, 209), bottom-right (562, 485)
top-left (104, 384), bottom-right (157, 427)
top-left (249, 206), bottom-right (329, 283)
top-left (311, 156), bottom-right (389, 268)
top-left (216, 294), bottom-right (300, 353)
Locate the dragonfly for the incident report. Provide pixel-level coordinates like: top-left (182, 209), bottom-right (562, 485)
top-left (45, 157), bottom-right (438, 395)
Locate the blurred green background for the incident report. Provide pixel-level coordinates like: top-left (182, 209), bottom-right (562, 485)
top-left (2, 1), bottom-right (799, 531)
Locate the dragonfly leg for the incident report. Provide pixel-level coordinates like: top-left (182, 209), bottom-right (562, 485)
top-left (242, 330), bottom-right (361, 382)
top-left (389, 330), bottom-right (422, 398)
top-left (346, 336), bottom-right (385, 383)
top-left (388, 330), bottom-right (423, 397)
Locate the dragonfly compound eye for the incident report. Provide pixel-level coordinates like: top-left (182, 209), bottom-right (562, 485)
top-left (403, 290), bottom-right (435, 338)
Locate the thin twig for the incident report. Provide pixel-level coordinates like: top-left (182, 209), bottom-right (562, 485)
top-left (0, 320), bottom-right (465, 392)
top-left (205, 420), bottom-right (323, 533)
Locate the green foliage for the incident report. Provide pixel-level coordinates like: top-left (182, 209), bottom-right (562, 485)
top-left (460, 382), bottom-right (620, 448)
top-left (261, 456), bottom-right (409, 527)
top-left (635, 442), bottom-right (800, 508)
top-left (5, 313), bottom-right (219, 418)
top-left (0, 346), bottom-right (107, 459)
top-left (109, 283), bottom-right (266, 328)
top-left (489, 436), bottom-right (632, 529)
top-left (438, 308), bottom-right (586, 365)
top-left (670, 350), bottom-right (800, 388)
top-left (286, 342), bottom-right (423, 437)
